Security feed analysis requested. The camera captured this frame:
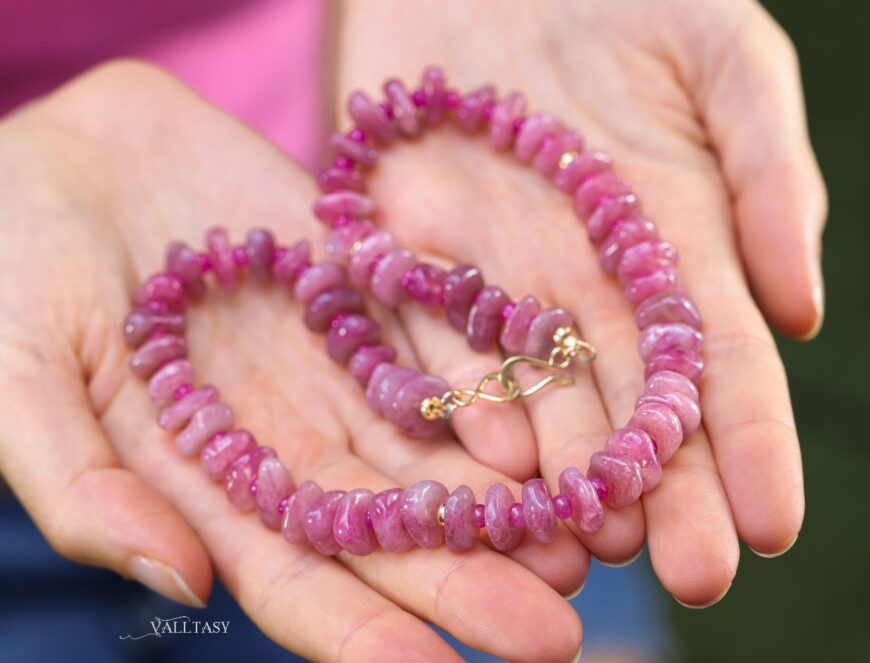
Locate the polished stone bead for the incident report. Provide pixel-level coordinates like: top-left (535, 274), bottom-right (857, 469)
top-left (272, 240), bottom-right (311, 287)
top-left (467, 285), bottom-right (510, 351)
top-left (500, 295), bottom-right (541, 354)
top-left (130, 335), bottom-right (188, 378)
top-left (553, 494), bottom-right (573, 520)
top-left (400, 480), bottom-right (449, 548)
top-left (522, 478), bottom-right (557, 543)
top-left (148, 359), bottom-right (193, 408)
top-left (329, 131), bottom-right (378, 167)
top-left (554, 150), bottom-right (612, 194)
top-left (158, 384), bottom-right (220, 431)
top-left (636, 392), bottom-right (701, 437)
top-left (605, 427), bottom-right (662, 492)
top-left (388, 374), bottom-right (449, 438)
top-left (575, 173), bottom-right (633, 219)
top-left (176, 402), bottom-right (234, 456)
top-left (333, 489), bottom-right (377, 555)
top-left (123, 308), bottom-right (186, 348)
top-left (348, 344), bottom-right (398, 386)
top-left (326, 314), bottom-right (381, 363)
top-left (644, 348), bottom-right (704, 384)
top-left (314, 191), bottom-right (375, 224)
top-left (534, 130), bottom-right (584, 176)
top-left (421, 66), bottom-right (447, 126)
top-left (485, 483), bottom-right (524, 551)
top-left (366, 364), bottom-right (418, 416)
top-left (317, 166), bottom-right (365, 194)
top-left (599, 217), bottom-right (659, 275)
top-left (636, 293), bottom-right (701, 331)
top-left (588, 452), bottom-right (643, 508)
top-left (625, 266), bottom-right (681, 306)
top-left (489, 91), bottom-right (526, 150)
top-left (384, 78), bottom-right (420, 137)
top-left (444, 485), bottom-right (479, 552)
top-left (326, 221), bottom-right (375, 261)
top-left (166, 241), bottom-right (206, 298)
top-left (134, 272), bottom-right (186, 313)
top-left (403, 263), bottom-right (447, 307)
top-left (454, 85), bottom-right (496, 132)
top-left (225, 446), bottom-right (276, 511)
top-left (524, 307), bottom-right (574, 359)
top-left (348, 91), bottom-right (395, 145)
top-left (304, 288), bottom-right (366, 332)
top-left (304, 490), bottom-right (347, 555)
top-left (201, 429), bottom-right (257, 481)
top-left (646, 369), bottom-right (699, 401)
top-left (628, 402), bottom-right (684, 464)
top-left (281, 481), bottom-right (323, 547)
top-left (587, 193), bottom-right (641, 244)
top-left (349, 230), bottom-right (394, 287)
top-left (294, 262), bottom-right (349, 305)
top-left (515, 112), bottom-right (563, 162)
top-left (371, 248), bottom-right (417, 307)
top-left (206, 227), bottom-right (237, 290)
top-left (638, 323), bottom-right (703, 362)
top-left (245, 228), bottom-right (276, 281)
top-left (558, 467), bottom-right (604, 533)
top-left (370, 487), bottom-right (416, 552)
top-left (443, 264), bottom-right (484, 331)
top-left (256, 457), bottom-right (296, 530)
top-left (617, 240), bottom-right (679, 284)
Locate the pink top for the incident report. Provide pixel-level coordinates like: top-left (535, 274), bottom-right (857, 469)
top-left (0, 0), bottom-right (328, 171)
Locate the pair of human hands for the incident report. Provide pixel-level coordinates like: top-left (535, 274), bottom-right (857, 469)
top-left (0, 1), bottom-right (824, 660)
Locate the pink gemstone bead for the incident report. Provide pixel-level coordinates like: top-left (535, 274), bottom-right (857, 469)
top-left (166, 241), bottom-right (206, 298)
top-left (644, 348), bottom-right (704, 384)
top-left (129, 335), bottom-right (188, 378)
top-left (313, 191), bottom-right (375, 224)
top-left (176, 402), bottom-right (234, 456)
top-left (558, 467), bottom-right (604, 533)
top-left (272, 240), bottom-right (311, 287)
top-left (365, 364), bottom-right (417, 416)
top-left (326, 314), bottom-right (381, 363)
top-left (638, 323), bottom-right (703, 362)
top-left (256, 457), bottom-right (296, 530)
top-left (316, 166), bottom-right (365, 194)
top-left (628, 402), bottom-right (684, 464)
top-left (444, 485), bottom-right (479, 552)
top-left (400, 480), bottom-right (449, 548)
top-left (370, 487), bottom-right (416, 552)
top-left (472, 504), bottom-right (486, 529)
top-left (553, 494), bottom-right (573, 520)
top-left (500, 295), bottom-right (541, 354)
top-left (489, 91), bottom-right (526, 150)
top-left (148, 359), bottom-right (193, 408)
top-left (599, 217), bottom-right (659, 275)
top-left (201, 429), bottom-right (256, 481)
top-left (636, 392), bottom-right (702, 437)
top-left (554, 150), bottom-right (612, 194)
top-left (485, 483), bottom-right (524, 551)
top-left (304, 288), bottom-right (366, 332)
top-left (304, 490), bottom-right (347, 555)
top-left (206, 227), bottom-right (237, 290)
top-left (158, 384), bottom-right (220, 431)
top-left (326, 221), bottom-right (375, 261)
top-left (515, 112), bottom-right (563, 162)
top-left (134, 272), bottom-right (186, 314)
top-left (587, 193), bottom-right (641, 244)
top-left (635, 292), bottom-right (701, 330)
top-left (605, 427), bottom-right (662, 492)
top-left (281, 481), bottom-right (323, 547)
top-left (402, 263), bottom-right (447, 307)
top-left (421, 66), bottom-right (447, 126)
top-left (244, 228), bottom-right (276, 281)
top-left (625, 266), bottom-right (681, 306)
top-left (646, 369), bottom-right (699, 401)
top-left (443, 264), bottom-right (485, 331)
top-left (533, 130), bottom-right (584, 176)
top-left (524, 307), bottom-right (574, 359)
top-left (294, 262), bottom-right (349, 304)
top-left (349, 230), bottom-right (394, 286)
top-left (384, 78), bottom-right (421, 137)
top-left (371, 248), bottom-right (417, 307)
top-left (348, 344), bottom-right (398, 386)
top-left (617, 240), bottom-right (679, 284)
top-left (388, 374), bottom-right (449, 438)
top-left (522, 478), bottom-right (557, 543)
top-left (333, 488), bottom-right (377, 555)
top-left (574, 173), bottom-right (633, 219)
top-left (122, 308), bottom-right (186, 348)
top-left (508, 503), bottom-right (525, 528)
top-left (454, 85), bottom-right (496, 132)
top-left (467, 285), bottom-right (510, 351)
top-left (330, 131), bottom-right (378, 167)
top-left (225, 446), bottom-right (276, 511)
top-left (588, 452), bottom-right (643, 508)
top-left (348, 91), bottom-right (395, 145)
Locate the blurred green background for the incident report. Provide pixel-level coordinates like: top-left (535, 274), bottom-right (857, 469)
top-left (667, 1), bottom-right (869, 660)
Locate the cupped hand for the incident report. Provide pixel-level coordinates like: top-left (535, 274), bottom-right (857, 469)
top-left (0, 62), bottom-right (584, 661)
top-left (335, 0), bottom-right (825, 606)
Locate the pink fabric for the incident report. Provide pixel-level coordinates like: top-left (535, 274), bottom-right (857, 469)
top-left (0, 0), bottom-right (328, 171)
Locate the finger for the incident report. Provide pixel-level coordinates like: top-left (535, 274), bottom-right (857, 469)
top-left (692, 2), bottom-right (827, 338)
top-left (0, 341), bottom-right (211, 608)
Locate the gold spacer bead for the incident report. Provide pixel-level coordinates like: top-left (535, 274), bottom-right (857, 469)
top-left (420, 396), bottom-right (449, 421)
top-left (558, 151), bottom-right (579, 170)
top-left (437, 504), bottom-right (446, 526)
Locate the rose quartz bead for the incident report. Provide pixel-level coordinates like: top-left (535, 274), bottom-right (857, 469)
top-left (388, 374), bottom-right (449, 438)
top-left (333, 488), bottom-right (377, 555)
top-left (485, 483), bottom-right (524, 551)
top-left (646, 369), bottom-right (699, 401)
top-left (533, 130), bottom-right (584, 176)
top-left (130, 335), bottom-right (188, 378)
top-left (206, 227), bottom-right (237, 290)
top-left (524, 307), bottom-right (574, 359)
top-left (443, 264), bottom-right (484, 331)
top-left (500, 295), bottom-right (541, 354)
top-left (636, 392), bottom-right (701, 436)
top-left (617, 240), bottom-right (679, 284)
top-left (348, 91), bottom-right (395, 145)
top-left (326, 314), bottom-right (381, 363)
top-left (403, 263), bottom-right (446, 307)
top-left (554, 150), bottom-right (612, 194)
top-left (587, 193), bottom-right (641, 244)
top-left (176, 402), bottom-right (234, 456)
top-left (422, 66), bottom-right (447, 126)
top-left (635, 292), bottom-right (701, 330)
top-left (629, 402), bottom-right (683, 464)
top-left (558, 467), bottom-right (604, 533)
top-left (467, 285), bottom-right (510, 351)
top-left (316, 166), bottom-right (365, 194)
top-left (314, 191), bottom-right (375, 224)
top-left (225, 446), bottom-right (276, 511)
top-left (444, 485), bottom-right (479, 552)
top-left (575, 173), bottom-right (633, 219)
top-left (515, 112), bottom-right (563, 162)
top-left (304, 288), bottom-right (366, 332)
top-left (605, 428), bottom-right (661, 492)
top-left (371, 248), bottom-right (417, 307)
top-left (256, 457), bottom-right (296, 530)
top-left (522, 478), bottom-right (557, 543)
top-left (282, 481), bottom-right (323, 547)
top-left (304, 490), bottom-right (347, 555)
top-left (365, 364), bottom-right (417, 415)
top-left (134, 272), bottom-right (186, 313)
top-left (244, 228), bottom-right (275, 281)
top-left (349, 344), bottom-right (398, 386)
top-left (272, 240), bottom-right (311, 287)
top-left (638, 323), bottom-right (703, 362)
top-left (645, 348), bottom-right (704, 384)
top-left (369, 488), bottom-right (415, 552)
top-left (384, 79), bottom-right (420, 137)
top-left (489, 91), bottom-right (526, 150)
top-left (588, 452), bottom-right (643, 508)
top-left (122, 308), bottom-right (186, 348)
top-left (329, 131), bottom-right (378, 167)
top-left (599, 217), bottom-right (659, 275)
top-left (454, 85), bottom-right (496, 132)
top-left (148, 359), bottom-right (193, 408)
top-left (625, 266), bottom-right (681, 306)
top-left (166, 241), bottom-right (206, 298)
top-left (349, 230), bottom-right (394, 286)
top-left (158, 384), bottom-right (219, 431)
top-left (326, 221), bottom-right (375, 261)
top-left (201, 429), bottom-right (256, 481)
top-left (294, 262), bottom-right (348, 304)
top-left (400, 480), bottom-right (449, 548)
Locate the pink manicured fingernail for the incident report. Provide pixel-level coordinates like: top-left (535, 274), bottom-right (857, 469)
top-left (127, 555), bottom-right (205, 608)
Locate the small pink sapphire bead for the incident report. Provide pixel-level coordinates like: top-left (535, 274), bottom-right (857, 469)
top-left (558, 467), bottom-right (604, 533)
top-left (644, 348), bottom-right (704, 384)
top-left (348, 344), bottom-right (397, 386)
top-left (326, 221), bottom-right (376, 260)
top-left (255, 457), bottom-right (295, 530)
top-left (617, 240), bottom-right (679, 284)
top-left (586, 192), bottom-right (640, 244)
top-left (166, 241), bottom-right (206, 298)
top-left (225, 446), bottom-right (276, 511)
top-left (575, 173), bottom-right (633, 219)
top-left (554, 150), bottom-right (612, 196)
top-left (403, 263), bottom-right (447, 307)
top-left (467, 285), bottom-right (510, 351)
top-left (638, 323), bottom-right (704, 362)
top-left (130, 335), bottom-right (188, 378)
top-left (326, 314), bottom-right (381, 363)
top-left (500, 295), bottom-right (541, 354)
top-left (348, 91), bottom-right (395, 145)
top-left (371, 248), bottom-right (417, 307)
top-left (635, 292), bottom-right (701, 330)
top-left (628, 403), bottom-right (684, 464)
top-left (443, 264), bottom-right (484, 331)
top-left (176, 402), bottom-right (234, 456)
top-left (524, 307), bottom-right (574, 359)
top-left (588, 452), bottom-right (643, 508)
top-left (421, 66), bottom-right (447, 126)
top-left (349, 230), bottom-right (394, 287)
top-left (443, 485), bottom-right (479, 552)
top-left (329, 131), bottom-right (378, 167)
top-left (636, 392), bottom-right (702, 436)
top-left (304, 490), bottom-right (347, 555)
top-left (201, 429), bottom-right (257, 481)
top-left (123, 308), bottom-right (186, 348)
top-left (604, 428), bottom-right (662, 492)
top-left (646, 370), bottom-right (699, 401)
top-left (206, 227), bottom-right (237, 290)
top-left (369, 488), bottom-right (415, 552)
top-left (272, 240), bottom-right (311, 287)
top-left (400, 480), bottom-right (449, 548)
top-left (333, 489), bottom-right (377, 555)
top-left (294, 262), bottom-right (349, 304)
top-left (485, 483), bottom-right (524, 551)
top-left (624, 266), bottom-right (681, 306)
top-left (522, 478), bottom-right (557, 543)
top-left (365, 364), bottom-right (417, 416)
top-left (158, 384), bottom-right (219, 431)
top-left (515, 112), bottom-right (563, 162)
top-left (281, 481), bottom-right (323, 547)
top-left (304, 288), bottom-right (366, 332)
top-left (134, 272), bottom-right (186, 313)
top-left (599, 217), bottom-right (659, 275)
top-left (489, 91), bottom-right (526, 150)
top-left (314, 191), bottom-right (374, 224)
top-left (245, 228), bottom-right (276, 281)
top-left (384, 78), bottom-right (421, 137)
top-left (454, 85), bottom-right (495, 132)
top-left (388, 374), bottom-right (449, 437)
top-left (148, 359), bottom-right (193, 408)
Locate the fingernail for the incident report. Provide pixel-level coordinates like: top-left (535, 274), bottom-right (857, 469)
top-left (127, 555), bottom-right (205, 608)
top-left (673, 583), bottom-right (731, 609)
top-left (570, 645), bottom-right (583, 662)
top-left (800, 270), bottom-right (825, 340)
top-left (562, 578), bottom-right (586, 600)
top-left (597, 547), bottom-right (643, 568)
top-left (749, 532), bottom-right (799, 559)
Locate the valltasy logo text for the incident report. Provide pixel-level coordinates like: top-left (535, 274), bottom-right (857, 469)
top-left (120, 616), bottom-right (230, 640)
